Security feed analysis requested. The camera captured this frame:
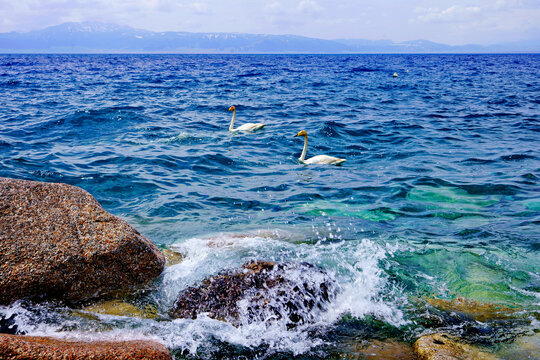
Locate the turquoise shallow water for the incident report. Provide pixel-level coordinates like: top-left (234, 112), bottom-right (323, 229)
top-left (0, 54), bottom-right (539, 358)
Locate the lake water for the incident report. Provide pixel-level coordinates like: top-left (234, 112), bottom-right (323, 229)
top-left (0, 54), bottom-right (539, 358)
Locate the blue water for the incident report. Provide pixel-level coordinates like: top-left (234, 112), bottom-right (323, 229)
top-left (1, 54), bottom-right (539, 358)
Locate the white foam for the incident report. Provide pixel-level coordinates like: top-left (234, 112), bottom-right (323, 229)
top-left (1, 229), bottom-right (406, 356)
top-left (327, 239), bottom-right (407, 327)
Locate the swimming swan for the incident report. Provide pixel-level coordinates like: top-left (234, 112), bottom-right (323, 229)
top-left (228, 106), bottom-right (266, 132)
top-left (294, 130), bottom-right (346, 165)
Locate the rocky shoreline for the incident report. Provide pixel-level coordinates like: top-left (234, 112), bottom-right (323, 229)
top-left (0, 177), bottom-right (519, 359)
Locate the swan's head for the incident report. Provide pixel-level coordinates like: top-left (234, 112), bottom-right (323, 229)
top-left (294, 130), bottom-right (308, 138)
top-left (228, 106), bottom-right (236, 111)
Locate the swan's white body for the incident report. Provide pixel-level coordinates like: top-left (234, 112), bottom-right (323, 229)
top-left (228, 106), bottom-right (266, 132)
top-left (302, 154), bottom-right (345, 165)
top-left (295, 130), bottom-right (346, 165)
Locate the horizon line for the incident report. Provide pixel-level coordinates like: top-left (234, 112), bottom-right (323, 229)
top-left (1, 52), bottom-right (539, 55)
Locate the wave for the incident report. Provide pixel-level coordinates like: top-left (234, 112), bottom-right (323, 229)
top-left (351, 67), bottom-right (378, 73)
top-left (499, 154), bottom-right (537, 161)
top-left (459, 157), bottom-right (497, 164)
top-left (237, 72), bottom-right (263, 77)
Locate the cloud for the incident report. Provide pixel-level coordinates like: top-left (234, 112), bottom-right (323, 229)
top-left (263, 2), bottom-right (285, 15)
top-left (413, 0), bottom-right (540, 24)
top-left (298, 0), bottom-right (323, 14)
top-left (261, 0), bottom-right (323, 30)
top-left (263, 0), bottom-right (323, 16)
top-left (192, 2), bottom-right (210, 15)
top-left (415, 5), bottom-right (481, 23)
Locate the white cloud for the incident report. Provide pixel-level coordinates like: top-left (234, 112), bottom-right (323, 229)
top-left (192, 2), bottom-right (210, 15)
top-left (263, 0), bottom-right (322, 16)
top-left (263, 2), bottom-right (285, 14)
top-left (298, 0), bottom-right (323, 14)
top-left (415, 5), bottom-right (481, 23)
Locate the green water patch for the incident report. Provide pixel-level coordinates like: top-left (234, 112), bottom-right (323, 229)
top-left (391, 246), bottom-right (540, 345)
top-left (390, 248), bottom-right (537, 306)
top-left (301, 200), bottom-right (398, 222)
top-left (406, 185), bottom-right (500, 212)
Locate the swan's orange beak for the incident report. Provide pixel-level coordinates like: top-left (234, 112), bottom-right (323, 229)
top-left (228, 106), bottom-right (235, 111)
top-left (294, 130), bottom-right (307, 137)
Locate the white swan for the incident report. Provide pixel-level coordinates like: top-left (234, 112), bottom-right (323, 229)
top-left (228, 106), bottom-right (266, 132)
top-left (294, 130), bottom-right (346, 165)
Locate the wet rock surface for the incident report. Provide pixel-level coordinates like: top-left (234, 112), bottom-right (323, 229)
top-left (0, 333), bottom-right (172, 360)
top-left (161, 248), bottom-right (185, 266)
top-left (0, 177), bottom-right (166, 305)
top-left (0, 313), bottom-right (18, 335)
top-left (495, 333), bottom-right (540, 359)
top-left (81, 299), bottom-right (159, 319)
top-left (170, 260), bottom-right (339, 328)
top-left (341, 339), bottom-right (415, 359)
top-left (413, 333), bottom-right (497, 360)
top-left (425, 296), bottom-right (522, 322)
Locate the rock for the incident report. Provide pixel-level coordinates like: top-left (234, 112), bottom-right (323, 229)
top-left (161, 248), bottom-right (185, 266)
top-left (82, 299), bottom-right (158, 319)
top-left (0, 333), bottom-right (172, 360)
top-left (413, 333), bottom-right (497, 360)
top-left (0, 177), bottom-right (166, 305)
top-left (341, 339), bottom-right (415, 359)
top-left (0, 313), bottom-right (18, 335)
top-left (495, 333), bottom-right (539, 359)
top-left (425, 296), bottom-right (521, 322)
top-left (169, 260), bottom-right (339, 328)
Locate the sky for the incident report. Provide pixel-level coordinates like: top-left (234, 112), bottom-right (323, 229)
top-left (0, 0), bottom-right (539, 45)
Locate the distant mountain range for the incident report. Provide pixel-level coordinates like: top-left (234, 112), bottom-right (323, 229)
top-left (0, 22), bottom-right (538, 54)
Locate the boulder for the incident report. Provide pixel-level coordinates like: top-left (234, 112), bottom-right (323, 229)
top-left (413, 333), bottom-right (497, 360)
top-left (0, 177), bottom-right (166, 305)
top-left (0, 333), bottom-right (172, 360)
top-left (170, 260), bottom-right (339, 328)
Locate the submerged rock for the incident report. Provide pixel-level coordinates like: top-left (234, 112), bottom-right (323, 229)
top-left (0, 177), bottom-right (166, 305)
top-left (495, 333), bottom-right (540, 359)
top-left (425, 296), bottom-right (522, 322)
top-left (0, 333), bottom-right (172, 360)
top-left (341, 339), bottom-right (415, 359)
top-left (81, 299), bottom-right (158, 319)
top-left (169, 260), bottom-right (339, 328)
top-left (161, 248), bottom-right (185, 266)
top-left (413, 333), bottom-right (497, 360)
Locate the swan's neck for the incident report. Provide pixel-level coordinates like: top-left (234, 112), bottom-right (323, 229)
top-left (299, 135), bottom-right (308, 161)
top-left (229, 109), bottom-right (236, 131)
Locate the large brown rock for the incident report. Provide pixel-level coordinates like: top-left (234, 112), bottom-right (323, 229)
top-left (0, 333), bottom-right (172, 360)
top-left (170, 260), bottom-right (339, 328)
top-left (0, 177), bottom-right (166, 305)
